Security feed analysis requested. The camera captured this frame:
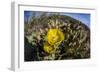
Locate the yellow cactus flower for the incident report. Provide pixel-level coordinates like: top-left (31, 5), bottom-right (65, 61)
top-left (43, 43), bottom-right (55, 54)
top-left (47, 29), bottom-right (64, 45)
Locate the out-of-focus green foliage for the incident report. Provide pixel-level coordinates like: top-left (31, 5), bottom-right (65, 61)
top-left (24, 13), bottom-right (90, 61)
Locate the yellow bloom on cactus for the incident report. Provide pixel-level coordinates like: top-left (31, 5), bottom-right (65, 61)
top-left (47, 29), bottom-right (64, 45)
top-left (43, 43), bottom-right (55, 54)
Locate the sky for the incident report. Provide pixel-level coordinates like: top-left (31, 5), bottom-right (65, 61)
top-left (24, 11), bottom-right (90, 28)
top-left (62, 13), bottom-right (90, 28)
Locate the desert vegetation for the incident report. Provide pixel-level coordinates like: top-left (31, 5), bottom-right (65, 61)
top-left (24, 12), bottom-right (90, 61)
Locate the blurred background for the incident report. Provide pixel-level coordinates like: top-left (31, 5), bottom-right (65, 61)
top-left (24, 11), bottom-right (90, 28)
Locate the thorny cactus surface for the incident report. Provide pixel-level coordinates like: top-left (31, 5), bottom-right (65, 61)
top-left (24, 14), bottom-right (90, 61)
